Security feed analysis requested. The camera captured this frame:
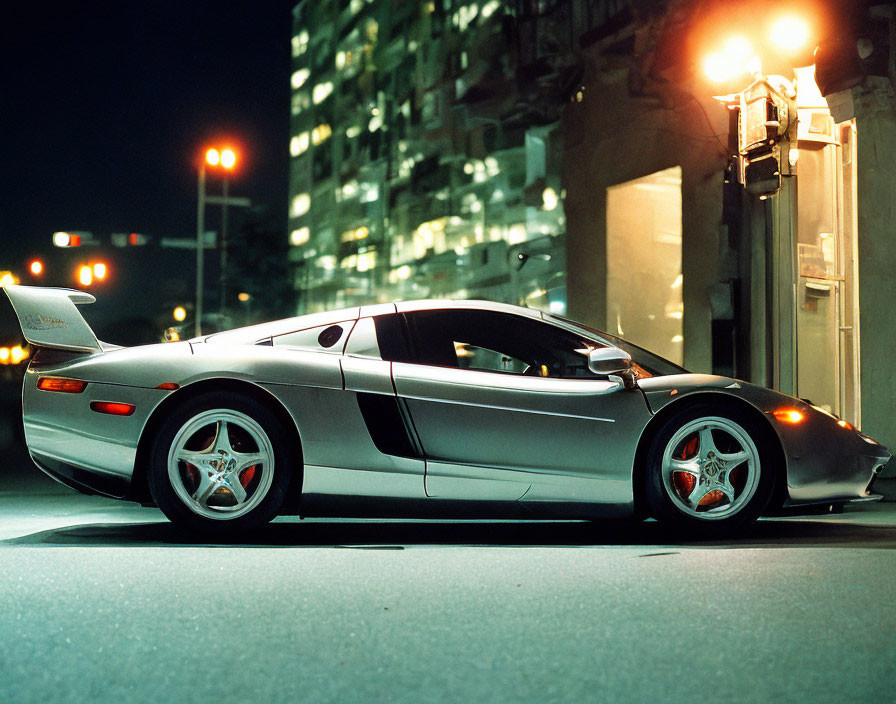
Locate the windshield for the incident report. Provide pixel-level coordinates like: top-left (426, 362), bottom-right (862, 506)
top-left (543, 314), bottom-right (688, 377)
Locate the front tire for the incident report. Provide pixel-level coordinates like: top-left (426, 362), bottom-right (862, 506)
top-left (644, 404), bottom-right (776, 534)
top-left (148, 392), bottom-right (294, 534)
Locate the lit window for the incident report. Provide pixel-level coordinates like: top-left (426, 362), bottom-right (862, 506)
top-left (290, 227), bottom-right (310, 246)
top-left (313, 82), bottom-right (333, 104)
top-left (292, 193), bottom-right (311, 217)
top-left (357, 251), bottom-right (377, 272)
top-left (360, 183), bottom-right (379, 203)
top-left (481, 1), bottom-right (501, 19)
top-left (291, 69), bottom-right (310, 90)
top-left (292, 92), bottom-right (310, 115)
top-left (508, 224), bottom-right (527, 245)
top-left (290, 132), bottom-right (310, 157)
top-left (311, 124), bottom-right (332, 145)
top-left (291, 30), bottom-right (309, 57)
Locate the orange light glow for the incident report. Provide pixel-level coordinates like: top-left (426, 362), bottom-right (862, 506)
top-left (220, 148), bottom-right (236, 169)
top-left (770, 16), bottom-right (810, 52)
top-left (77, 265), bottom-right (93, 287)
top-left (837, 419), bottom-right (854, 430)
top-left (92, 262), bottom-right (107, 280)
top-left (773, 409), bottom-right (805, 424)
top-left (205, 148), bottom-right (221, 167)
top-left (29, 260), bottom-right (44, 276)
top-left (37, 377), bottom-right (88, 393)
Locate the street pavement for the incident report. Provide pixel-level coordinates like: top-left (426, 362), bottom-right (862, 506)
top-left (2, 467), bottom-right (896, 703)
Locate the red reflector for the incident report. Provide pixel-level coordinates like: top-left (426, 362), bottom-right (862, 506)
top-left (37, 377), bottom-right (88, 393)
top-left (90, 401), bottom-right (136, 416)
top-left (155, 382), bottom-right (180, 390)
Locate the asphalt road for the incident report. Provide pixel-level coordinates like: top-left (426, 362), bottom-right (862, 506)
top-left (2, 472), bottom-right (896, 703)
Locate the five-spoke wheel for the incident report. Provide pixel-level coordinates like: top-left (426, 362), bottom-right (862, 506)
top-left (148, 392), bottom-right (295, 533)
top-left (645, 404), bottom-right (775, 532)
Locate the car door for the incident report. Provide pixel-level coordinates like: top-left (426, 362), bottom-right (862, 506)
top-left (383, 309), bottom-right (651, 503)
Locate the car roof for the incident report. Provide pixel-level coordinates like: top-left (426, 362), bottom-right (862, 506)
top-left (200, 299), bottom-right (544, 345)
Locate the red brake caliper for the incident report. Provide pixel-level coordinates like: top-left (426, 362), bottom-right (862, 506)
top-left (672, 435), bottom-right (699, 498)
top-left (240, 466), bottom-right (256, 488)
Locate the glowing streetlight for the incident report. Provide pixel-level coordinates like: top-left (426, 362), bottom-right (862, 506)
top-left (0, 271), bottom-right (20, 287)
top-left (29, 260), bottom-right (44, 276)
top-left (77, 265), bottom-right (93, 287)
top-left (92, 262), bottom-right (107, 280)
top-left (770, 16), bottom-right (810, 52)
top-left (196, 143), bottom-right (247, 336)
top-left (173, 306), bottom-right (187, 322)
top-left (703, 36), bottom-right (757, 83)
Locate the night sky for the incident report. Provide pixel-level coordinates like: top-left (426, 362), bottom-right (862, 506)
top-left (1, 1), bottom-right (296, 267)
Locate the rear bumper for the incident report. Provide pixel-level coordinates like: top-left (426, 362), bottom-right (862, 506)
top-left (30, 451), bottom-right (131, 499)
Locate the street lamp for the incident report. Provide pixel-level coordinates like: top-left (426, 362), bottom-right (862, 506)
top-left (196, 145), bottom-right (244, 337)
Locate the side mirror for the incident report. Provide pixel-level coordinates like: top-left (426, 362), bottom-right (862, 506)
top-left (588, 347), bottom-right (636, 389)
top-left (587, 347), bottom-right (631, 375)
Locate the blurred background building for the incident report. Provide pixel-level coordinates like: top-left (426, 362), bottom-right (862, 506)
top-left (287, 0), bottom-right (569, 317)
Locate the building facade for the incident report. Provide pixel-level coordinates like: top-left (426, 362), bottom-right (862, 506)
top-left (288, 0), bottom-right (568, 317)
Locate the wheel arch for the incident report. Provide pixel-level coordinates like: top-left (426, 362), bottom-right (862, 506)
top-left (129, 377), bottom-right (305, 511)
top-left (632, 391), bottom-right (788, 518)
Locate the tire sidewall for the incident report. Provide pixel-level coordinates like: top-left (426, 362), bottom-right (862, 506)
top-left (644, 403), bottom-right (777, 533)
top-left (148, 391), bottom-right (294, 534)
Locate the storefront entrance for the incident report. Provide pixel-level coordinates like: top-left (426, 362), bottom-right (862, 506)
top-left (792, 70), bottom-right (861, 424)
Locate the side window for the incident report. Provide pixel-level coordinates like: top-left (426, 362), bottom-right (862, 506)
top-left (344, 316), bottom-right (380, 358)
top-left (400, 309), bottom-right (607, 378)
top-left (455, 343), bottom-right (530, 374)
top-left (272, 321), bottom-right (353, 352)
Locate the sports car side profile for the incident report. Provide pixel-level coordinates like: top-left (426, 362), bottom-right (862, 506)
top-left (5, 285), bottom-right (890, 534)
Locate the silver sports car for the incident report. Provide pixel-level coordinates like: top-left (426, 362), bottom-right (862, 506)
top-left (5, 285), bottom-right (890, 534)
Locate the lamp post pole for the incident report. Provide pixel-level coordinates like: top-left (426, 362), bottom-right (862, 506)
top-left (220, 177), bottom-right (229, 314)
top-left (195, 163), bottom-right (206, 338)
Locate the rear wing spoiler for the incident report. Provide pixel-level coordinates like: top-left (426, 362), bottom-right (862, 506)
top-left (4, 285), bottom-right (102, 353)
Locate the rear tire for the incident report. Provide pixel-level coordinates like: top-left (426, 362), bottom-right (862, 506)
top-left (148, 391), bottom-right (294, 535)
top-left (644, 403), bottom-right (776, 534)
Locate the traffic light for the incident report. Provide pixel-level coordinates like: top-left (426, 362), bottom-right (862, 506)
top-left (111, 232), bottom-right (151, 247)
top-left (53, 231), bottom-right (95, 247)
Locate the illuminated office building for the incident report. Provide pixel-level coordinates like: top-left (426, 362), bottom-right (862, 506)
top-left (288, 0), bottom-right (568, 315)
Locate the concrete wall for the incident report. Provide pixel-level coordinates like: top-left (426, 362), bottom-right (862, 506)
top-left (563, 56), bottom-right (729, 373)
top-left (854, 80), bottom-right (896, 473)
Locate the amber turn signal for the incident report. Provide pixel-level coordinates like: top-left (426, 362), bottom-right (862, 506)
top-left (772, 408), bottom-right (805, 424)
top-left (37, 377), bottom-right (88, 393)
top-left (89, 401), bottom-right (136, 416)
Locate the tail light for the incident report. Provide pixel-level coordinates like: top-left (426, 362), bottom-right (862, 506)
top-left (37, 377), bottom-right (88, 393)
